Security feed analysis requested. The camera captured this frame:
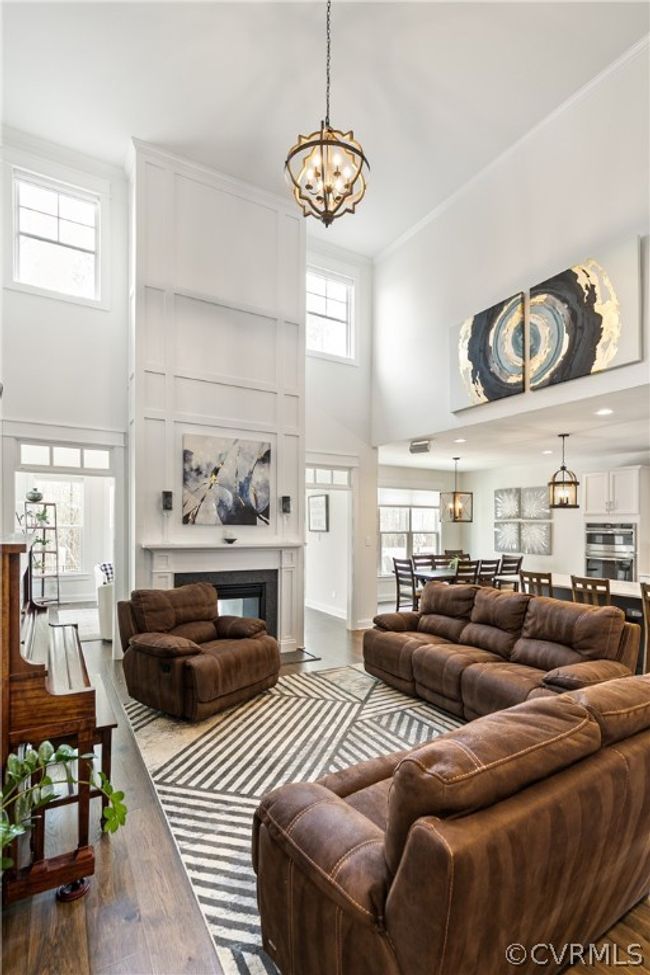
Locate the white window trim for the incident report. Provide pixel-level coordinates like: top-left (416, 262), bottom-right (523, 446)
top-left (306, 263), bottom-right (358, 367)
top-left (3, 147), bottom-right (111, 311)
top-left (377, 502), bottom-right (441, 577)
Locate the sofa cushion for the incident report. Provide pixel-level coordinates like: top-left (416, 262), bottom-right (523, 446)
top-left (167, 582), bottom-right (218, 625)
top-left (169, 620), bottom-right (219, 643)
top-left (130, 589), bottom-right (176, 633)
top-left (461, 661), bottom-right (547, 717)
top-left (511, 597), bottom-right (626, 671)
top-left (567, 674), bottom-right (650, 745)
top-left (363, 629), bottom-right (451, 684)
top-left (129, 632), bottom-right (202, 658)
top-left (384, 696), bottom-right (601, 872)
top-left (412, 643), bottom-right (503, 703)
top-left (130, 582), bottom-right (218, 633)
top-left (373, 611), bottom-right (420, 632)
top-left (458, 589), bottom-right (530, 658)
top-left (217, 615), bottom-right (267, 639)
top-left (345, 779), bottom-right (392, 831)
top-left (188, 635), bottom-right (280, 701)
top-left (543, 659), bottom-right (632, 692)
top-left (417, 584), bottom-right (478, 642)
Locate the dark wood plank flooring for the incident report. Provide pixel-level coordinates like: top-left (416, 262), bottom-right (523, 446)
top-left (3, 608), bottom-right (649, 974)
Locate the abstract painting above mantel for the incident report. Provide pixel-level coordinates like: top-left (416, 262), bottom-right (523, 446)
top-left (529, 237), bottom-right (641, 390)
top-left (450, 292), bottom-right (524, 411)
top-left (182, 434), bottom-right (271, 526)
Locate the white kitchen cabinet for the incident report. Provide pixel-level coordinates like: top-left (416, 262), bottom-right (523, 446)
top-left (583, 467), bottom-right (642, 516)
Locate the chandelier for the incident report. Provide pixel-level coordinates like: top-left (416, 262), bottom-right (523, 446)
top-left (285, 0), bottom-right (369, 227)
top-left (441, 457), bottom-right (474, 523)
top-left (548, 434), bottom-right (580, 509)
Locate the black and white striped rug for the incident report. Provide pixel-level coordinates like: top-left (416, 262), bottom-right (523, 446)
top-left (123, 665), bottom-right (462, 975)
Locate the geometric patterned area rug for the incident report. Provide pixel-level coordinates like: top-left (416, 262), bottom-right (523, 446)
top-left (123, 665), bottom-right (463, 975)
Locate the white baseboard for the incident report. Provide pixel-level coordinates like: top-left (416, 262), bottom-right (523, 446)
top-left (351, 618), bottom-right (373, 630)
top-left (305, 599), bottom-right (347, 621)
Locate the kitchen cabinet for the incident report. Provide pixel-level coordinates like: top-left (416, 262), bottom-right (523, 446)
top-left (583, 468), bottom-right (641, 516)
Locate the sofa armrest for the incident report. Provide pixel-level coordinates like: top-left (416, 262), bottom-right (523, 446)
top-left (128, 632), bottom-right (202, 659)
top-left (543, 659), bottom-right (631, 692)
top-left (372, 611), bottom-right (420, 632)
top-left (216, 615), bottom-right (267, 639)
top-left (253, 781), bottom-right (389, 928)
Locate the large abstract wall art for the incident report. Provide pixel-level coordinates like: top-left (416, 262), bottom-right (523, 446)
top-left (494, 522), bottom-right (521, 554)
top-left (494, 487), bottom-right (521, 521)
top-left (182, 434), bottom-right (271, 526)
top-left (493, 486), bottom-right (553, 556)
top-left (521, 521), bottom-right (552, 557)
top-left (450, 292), bottom-right (525, 411)
top-left (529, 238), bottom-right (640, 390)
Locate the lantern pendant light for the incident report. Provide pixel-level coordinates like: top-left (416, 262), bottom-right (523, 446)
top-left (441, 457), bottom-right (473, 523)
top-left (548, 434), bottom-right (580, 509)
top-left (284, 0), bottom-right (369, 227)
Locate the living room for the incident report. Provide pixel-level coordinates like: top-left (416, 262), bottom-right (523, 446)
top-left (2, 2), bottom-right (650, 974)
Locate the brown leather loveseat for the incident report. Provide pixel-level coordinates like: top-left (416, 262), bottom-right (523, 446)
top-left (253, 675), bottom-right (650, 975)
top-left (118, 582), bottom-right (280, 720)
top-left (363, 584), bottom-right (639, 719)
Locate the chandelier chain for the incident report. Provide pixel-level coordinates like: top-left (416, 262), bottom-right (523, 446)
top-left (325, 0), bottom-right (331, 126)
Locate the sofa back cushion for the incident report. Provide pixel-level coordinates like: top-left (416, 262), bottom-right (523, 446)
top-left (567, 675), bottom-right (650, 746)
top-left (458, 588), bottom-right (530, 658)
top-left (417, 584), bottom-right (477, 642)
top-left (384, 696), bottom-right (601, 873)
top-left (131, 582), bottom-right (218, 633)
top-left (511, 597), bottom-right (626, 671)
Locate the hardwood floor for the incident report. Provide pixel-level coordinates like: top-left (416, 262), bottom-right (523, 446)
top-left (3, 608), bottom-right (649, 974)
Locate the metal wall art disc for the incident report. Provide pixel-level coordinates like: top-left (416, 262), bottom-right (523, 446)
top-left (450, 292), bottom-right (524, 410)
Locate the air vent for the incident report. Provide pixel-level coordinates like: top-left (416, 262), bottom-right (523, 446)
top-left (409, 439), bottom-right (431, 455)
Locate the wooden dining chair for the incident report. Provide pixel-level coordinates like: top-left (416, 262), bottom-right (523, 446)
top-left (477, 559), bottom-right (500, 587)
top-left (453, 560), bottom-right (479, 584)
top-left (412, 554), bottom-right (435, 573)
top-left (640, 582), bottom-right (649, 674)
top-left (494, 556), bottom-right (524, 591)
top-left (445, 549), bottom-right (469, 559)
top-left (433, 555), bottom-right (452, 568)
top-left (393, 558), bottom-right (420, 611)
top-left (520, 570), bottom-right (555, 598)
top-left (571, 575), bottom-right (611, 607)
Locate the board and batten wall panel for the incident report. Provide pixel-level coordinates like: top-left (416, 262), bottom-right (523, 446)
top-left (128, 140), bottom-right (305, 648)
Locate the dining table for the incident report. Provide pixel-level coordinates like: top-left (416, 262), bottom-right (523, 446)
top-left (414, 569), bottom-right (522, 589)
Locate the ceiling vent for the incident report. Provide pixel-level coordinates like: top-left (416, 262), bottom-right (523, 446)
top-left (409, 439), bottom-right (431, 455)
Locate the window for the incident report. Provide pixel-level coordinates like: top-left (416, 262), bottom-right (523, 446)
top-left (378, 488), bottom-right (440, 575)
top-left (306, 268), bottom-right (355, 361)
top-left (26, 476), bottom-right (84, 575)
top-left (13, 170), bottom-right (100, 301)
top-left (18, 442), bottom-right (112, 473)
top-left (305, 466), bottom-right (350, 488)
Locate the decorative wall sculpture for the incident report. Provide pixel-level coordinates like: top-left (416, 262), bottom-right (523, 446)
top-left (494, 521), bottom-right (521, 554)
top-left (521, 521), bottom-right (552, 556)
top-left (450, 292), bottom-right (525, 410)
top-left (520, 486), bottom-right (551, 520)
top-left (494, 486), bottom-right (553, 555)
top-left (494, 487), bottom-right (521, 521)
top-left (529, 238), bottom-right (640, 390)
top-left (182, 434), bottom-right (271, 526)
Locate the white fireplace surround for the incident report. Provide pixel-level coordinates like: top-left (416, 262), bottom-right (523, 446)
top-left (142, 540), bottom-right (303, 653)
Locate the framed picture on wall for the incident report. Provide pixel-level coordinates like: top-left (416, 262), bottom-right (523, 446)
top-left (308, 494), bottom-right (329, 532)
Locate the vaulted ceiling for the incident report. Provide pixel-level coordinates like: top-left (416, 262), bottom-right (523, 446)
top-left (3, 2), bottom-right (649, 255)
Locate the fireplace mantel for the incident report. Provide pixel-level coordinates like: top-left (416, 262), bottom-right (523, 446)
top-left (141, 539), bottom-right (304, 653)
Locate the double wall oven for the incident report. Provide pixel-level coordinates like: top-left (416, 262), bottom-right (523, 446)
top-left (585, 523), bottom-right (637, 582)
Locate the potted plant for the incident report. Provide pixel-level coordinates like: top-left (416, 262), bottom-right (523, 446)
top-left (447, 555), bottom-right (461, 572)
top-left (1, 741), bottom-right (127, 871)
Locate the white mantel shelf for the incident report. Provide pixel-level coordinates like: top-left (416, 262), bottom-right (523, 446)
top-left (143, 539), bottom-right (304, 551)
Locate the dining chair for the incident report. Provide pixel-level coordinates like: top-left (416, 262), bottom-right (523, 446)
top-left (494, 556), bottom-right (524, 590)
top-left (412, 554), bottom-right (435, 573)
top-left (571, 575), bottom-right (611, 607)
top-left (432, 555), bottom-right (452, 568)
top-left (477, 559), bottom-right (500, 587)
top-left (445, 549), bottom-right (469, 559)
top-left (453, 560), bottom-right (479, 584)
top-left (393, 558), bottom-right (420, 611)
top-left (520, 570), bottom-right (555, 598)
top-left (640, 582), bottom-right (649, 674)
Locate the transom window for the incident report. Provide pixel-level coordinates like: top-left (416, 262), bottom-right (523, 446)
top-left (19, 442), bottom-right (111, 472)
top-left (306, 268), bottom-right (355, 362)
top-left (305, 466), bottom-right (350, 487)
top-left (378, 488), bottom-right (441, 576)
top-left (13, 170), bottom-right (100, 301)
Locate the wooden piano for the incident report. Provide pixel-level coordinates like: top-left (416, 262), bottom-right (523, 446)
top-left (1, 536), bottom-right (117, 903)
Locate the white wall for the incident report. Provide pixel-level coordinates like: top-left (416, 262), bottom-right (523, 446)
top-left (305, 487), bottom-right (350, 619)
top-left (129, 141), bottom-right (305, 649)
top-left (305, 239), bottom-right (378, 628)
top-left (460, 452), bottom-right (650, 575)
top-left (372, 41), bottom-right (650, 446)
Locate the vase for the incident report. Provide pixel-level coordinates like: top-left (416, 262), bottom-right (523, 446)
top-left (26, 488), bottom-right (43, 502)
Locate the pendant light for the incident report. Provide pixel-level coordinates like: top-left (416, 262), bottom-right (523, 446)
top-left (548, 434), bottom-right (580, 509)
top-left (441, 457), bottom-right (473, 523)
top-left (285, 0), bottom-right (369, 227)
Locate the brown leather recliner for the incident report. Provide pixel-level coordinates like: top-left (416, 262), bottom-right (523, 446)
top-left (118, 582), bottom-right (280, 720)
top-left (364, 584), bottom-right (640, 719)
top-left (253, 675), bottom-right (650, 975)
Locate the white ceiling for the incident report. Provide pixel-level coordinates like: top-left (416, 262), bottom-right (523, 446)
top-left (378, 386), bottom-right (650, 471)
top-left (3, 2), bottom-right (649, 256)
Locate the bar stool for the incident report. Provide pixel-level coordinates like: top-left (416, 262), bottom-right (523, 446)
top-left (520, 570), bottom-right (555, 598)
top-left (570, 576), bottom-right (611, 607)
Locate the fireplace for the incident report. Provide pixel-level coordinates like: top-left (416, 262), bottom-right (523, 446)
top-left (174, 569), bottom-right (278, 637)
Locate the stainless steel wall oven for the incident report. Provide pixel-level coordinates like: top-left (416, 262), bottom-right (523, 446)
top-left (585, 523), bottom-right (637, 582)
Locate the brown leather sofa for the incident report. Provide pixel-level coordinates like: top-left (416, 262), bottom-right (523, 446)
top-left (363, 584), bottom-right (639, 719)
top-left (253, 675), bottom-right (650, 975)
top-left (117, 582), bottom-right (280, 720)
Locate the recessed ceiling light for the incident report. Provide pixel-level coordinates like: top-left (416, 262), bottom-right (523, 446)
top-left (453, 438), bottom-right (466, 443)
top-left (542, 450), bottom-right (553, 455)
top-left (595, 408), bottom-right (613, 416)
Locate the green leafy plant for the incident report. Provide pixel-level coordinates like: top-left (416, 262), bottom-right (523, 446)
top-left (1, 741), bottom-right (127, 869)
top-left (448, 556), bottom-right (460, 572)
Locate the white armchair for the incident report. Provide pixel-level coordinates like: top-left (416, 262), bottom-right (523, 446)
top-left (94, 562), bottom-right (114, 641)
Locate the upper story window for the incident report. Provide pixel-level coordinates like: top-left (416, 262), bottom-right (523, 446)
top-left (306, 267), bottom-right (355, 362)
top-left (13, 170), bottom-right (100, 302)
